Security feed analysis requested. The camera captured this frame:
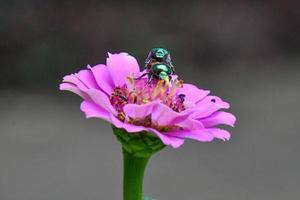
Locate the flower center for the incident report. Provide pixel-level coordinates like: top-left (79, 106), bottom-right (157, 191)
top-left (109, 76), bottom-right (186, 123)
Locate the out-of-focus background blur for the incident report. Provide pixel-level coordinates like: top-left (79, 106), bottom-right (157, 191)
top-left (1, 1), bottom-right (300, 199)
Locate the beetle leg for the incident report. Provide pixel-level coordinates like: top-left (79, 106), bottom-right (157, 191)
top-left (170, 63), bottom-right (175, 74)
top-left (147, 74), bottom-right (154, 84)
top-left (134, 73), bottom-right (149, 80)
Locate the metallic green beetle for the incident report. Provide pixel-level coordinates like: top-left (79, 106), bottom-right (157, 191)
top-left (135, 48), bottom-right (175, 83)
top-left (145, 47), bottom-right (175, 73)
top-left (148, 63), bottom-right (173, 82)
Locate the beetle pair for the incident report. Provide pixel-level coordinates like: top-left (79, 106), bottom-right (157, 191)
top-left (137, 48), bottom-right (175, 83)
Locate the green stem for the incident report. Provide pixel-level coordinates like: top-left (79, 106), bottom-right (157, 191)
top-left (112, 126), bottom-right (165, 200)
top-left (123, 148), bottom-right (151, 200)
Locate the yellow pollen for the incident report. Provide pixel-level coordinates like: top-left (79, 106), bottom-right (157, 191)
top-left (152, 80), bottom-right (168, 99)
top-left (117, 112), bottom-right (126, 121)
top-left (142, 99), bottom-right (150, 104)
top-left (125, 76), bottom-right (135, 91)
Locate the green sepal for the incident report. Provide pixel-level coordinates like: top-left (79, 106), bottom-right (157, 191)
top-left (112, 126), bottom-right (166, 158)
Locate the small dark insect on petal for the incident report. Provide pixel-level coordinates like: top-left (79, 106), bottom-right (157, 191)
top-left (211, 98), bottom-right (216, 103)
top-left (178, 94), bottom-right (186, 102)
top-left (119, 95), bottom-right (128, 102)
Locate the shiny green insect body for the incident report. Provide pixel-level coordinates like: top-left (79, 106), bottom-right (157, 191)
top-left (145, 47), bottom-right (175, 73)
top-left (148, 63), bottom-right (173, 82)
top-left (135, 48), bottom-right (175, 83)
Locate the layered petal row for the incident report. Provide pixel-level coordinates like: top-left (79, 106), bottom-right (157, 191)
top-left (60, 52), bottom-right (236, 148)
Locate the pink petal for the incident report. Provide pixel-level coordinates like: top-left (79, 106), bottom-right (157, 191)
top-left (177, 83), bottom-right (210, 103)
top-left (146, 128), bottom-right (185, 148)
top-left (89, 64), bottom-right (114, 95)
top-left (80, 100), bottom-right (110, 121)
top-left (167, 129), bottom-right (214, 142)
top-left (176, 118), bottom-right (204, 130)
top-left (200, 111), bottom-right (236, 127)
top-left (106, 52), bottom-right (140, 87)
top-left (76, 68), bottom-right (100, 89)
top-left (192, 96), bottom-right (230, 118)
top-left (168, 128), bottom-right (231, 142)
top-left (151, 103), bottom-right (191, 127)
top-left (123, 101), bottom-right (159, 119)
top-left (62, 74), bottom-right (88, 91)
top-left (110, 115), bottom-right (185, 148)
top-left (59, 83), bottom-right (88, 99)
top-left (208, 128), bottom-right (231, 141)
top-left (62, 69), bottom-right (99, 91)
top-left (84, 89), bottom-right (117, 115)
top-left (110, 114), bottom-right (149, 133)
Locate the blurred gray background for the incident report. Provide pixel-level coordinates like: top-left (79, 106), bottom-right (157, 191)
top-left (1, 0), bottom-right (300, 199)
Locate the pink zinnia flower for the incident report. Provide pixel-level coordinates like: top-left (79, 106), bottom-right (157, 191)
top-left (60, 52), bottom-right (236, 148)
